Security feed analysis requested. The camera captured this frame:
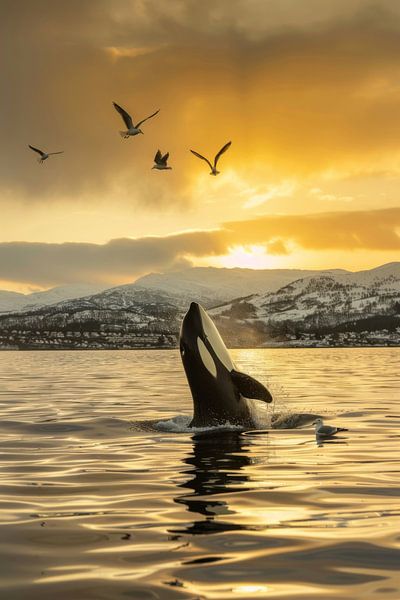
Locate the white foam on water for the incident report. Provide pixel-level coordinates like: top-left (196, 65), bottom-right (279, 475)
top-left (152, 380), bottom-right (319, 434)
top-left (245, 398), bottom-right (273, 429)
top-left (154, 414), bottom-right (244, 434)
top-left (153, 380), bottom-right (287, 434)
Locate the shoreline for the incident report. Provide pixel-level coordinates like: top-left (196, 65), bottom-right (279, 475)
top-left (0, 343), bottom-right (398, 351)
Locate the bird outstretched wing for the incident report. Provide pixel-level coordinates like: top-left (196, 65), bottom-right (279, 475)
top-left (113, 102), bottom-right (133, 129)
top-left (28, 144), bottom-right (45, 157)
top-left (48, 151), bottom-right (64, 156)
top-left (190, 149), bottom-right (213, 171)
top-left (161, 152), bottom-right (169, 164)
top-left (214, 141), bottom-right (231, 168)
top-left (135, 109), bottom-right (160, 129)
top-left (154, 150), bottom-right (162, 164)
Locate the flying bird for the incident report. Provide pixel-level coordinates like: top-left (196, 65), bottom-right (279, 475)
top-left (28, 145), bottom-right (64, 164)
top-left (313, 418), bottom-right (348, 437)
top-left (112, 102), bottom-right (160, 138)
top-left (190, 141), bottom-right (231, 176)
top-left (152, 150), bottom-right (172, 171)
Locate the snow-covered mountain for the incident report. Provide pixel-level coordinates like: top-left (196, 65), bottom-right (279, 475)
top-left (132, 266), bottom-right (347, 306)
top-left (0, 285), bottom-right (182, 349)
top-left (0, 291), bottom-right (28, 314)
top-left (0, 286), bottom-right (182, 333)
top-left (0, 263), bottom-right (398, 349)
top-left (210, 262), bottom-right (400, 340)
top-left (0, 266), bottom-right (346, 314)
top-left (0, 284), bottom-right (108, 314)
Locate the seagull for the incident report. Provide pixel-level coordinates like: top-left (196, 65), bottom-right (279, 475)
top-left (28, 145), bottom-right (64, 164)
top-left (313, 418), bottom-right (348, 437)
top-left (190, 141), bottom-right (232, 176)
top-left (152, 150), bottom-right (172, 171)
top-left (112, 102), bottom-right (160, 138)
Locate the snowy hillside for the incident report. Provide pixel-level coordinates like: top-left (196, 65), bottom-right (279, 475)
top-left (0, 263), bottom-right (398, 348)
top-left (0, 284), bottom-right (107, 314)
top-left (132, 266), bottom-right (346, 306)
top-left (210, 262), bottom-right (400, 340)
top-left (0, 266), bottom-right (345, 314)
top-left (0, 285), bottom-right (182, 349)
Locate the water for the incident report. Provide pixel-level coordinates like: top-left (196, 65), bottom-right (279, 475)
top-left (0, 348), bottom-right (398, 600)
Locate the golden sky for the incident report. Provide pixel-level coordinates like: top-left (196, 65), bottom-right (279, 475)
top-left (1, 0), bottom-right (399, 291)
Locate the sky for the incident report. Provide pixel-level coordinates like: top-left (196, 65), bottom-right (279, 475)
top-left (1, 0), bottom-right (399, 292)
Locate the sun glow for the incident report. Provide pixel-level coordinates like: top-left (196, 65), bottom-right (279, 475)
top-left (218, 245), bottom-right (277, 269)
top-left (194, 244), bottom-right (289, 270)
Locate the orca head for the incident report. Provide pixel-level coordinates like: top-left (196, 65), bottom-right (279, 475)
top-left (180, 302), bottom-right (234, 371)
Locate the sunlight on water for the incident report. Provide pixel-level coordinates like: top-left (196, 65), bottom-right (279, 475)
top-left (0, 348), bottom-right (399, 599)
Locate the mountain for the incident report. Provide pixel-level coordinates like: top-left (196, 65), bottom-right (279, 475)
top-left (0, 263), bottom-right (398, 349)
top-left (0, 284), bottom-right (108, 314)
top-left (0, 286), bottom-right (183, 349)
top-left (209, 262), bottom-right (400, 346)
top-left (132, 266), bottom-right (347, 306)
top-left (0, 266), bottom-right (346, 314)
top-left (0, 291), bottom-right (28, 314)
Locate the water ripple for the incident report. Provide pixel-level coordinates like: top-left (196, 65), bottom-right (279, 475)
top-left (0, 348), bottom-right (398, 599)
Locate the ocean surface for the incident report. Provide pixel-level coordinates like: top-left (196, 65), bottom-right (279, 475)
top-left (0, 348), bottom-right (399, 600)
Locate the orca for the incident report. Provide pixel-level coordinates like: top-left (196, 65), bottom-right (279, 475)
top-left (179, 302), bottom-right (272, 428)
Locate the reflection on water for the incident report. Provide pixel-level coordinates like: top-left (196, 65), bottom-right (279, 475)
top-left (173, 432), bottom-right (253, 535)
top-left (0, 348), bottom-right (399, 599)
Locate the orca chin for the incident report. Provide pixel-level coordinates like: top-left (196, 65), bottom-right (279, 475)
top-left (179, 302), bottom-right (272, 428)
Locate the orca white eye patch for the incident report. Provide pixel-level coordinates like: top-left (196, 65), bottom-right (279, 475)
top-left (198, 305), bottom-right (234, 371)
top-left (197, 337), bottom-right (217, 377)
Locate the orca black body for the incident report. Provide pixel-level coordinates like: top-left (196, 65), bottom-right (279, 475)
top-left (179, 302), bottom-right (272, 428)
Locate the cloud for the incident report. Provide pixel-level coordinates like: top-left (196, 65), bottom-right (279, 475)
top-left (0, 230), bottom-right (227, 287)
top-left (308, 188), bottom-right (354, 202)
top-left (243, 181), bottom-right (296, 208)
top-left (266, 239), bottom-right (290, 255)
top-left (0, 207), bottom-right (398, 287)
top-left (224, 208), bottom-right (400, 250)
top-left (105, 46), bottom-right (162, 60)
top-left (224, 207), bottom-right (400, 251)
top-left (3, 0), bottom-right (400, 210)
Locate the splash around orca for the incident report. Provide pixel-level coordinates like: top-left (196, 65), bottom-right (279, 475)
top-left (180, 302), bottom-right (273, 428)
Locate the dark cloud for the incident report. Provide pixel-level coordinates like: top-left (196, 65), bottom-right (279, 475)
top-left (0, 207), bottom-right (398, 287)
top-left (0, 230), bottom-right (226, 286)
top-left (225, 207), bottom-right (400, 251)
top-left (2, 1), bottom-right (400, 208)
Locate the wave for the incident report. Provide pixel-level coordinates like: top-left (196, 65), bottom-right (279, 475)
top-left (150, 406), bottom-right (321, 434)
top-left (154, 414), bottom-right (244, 434)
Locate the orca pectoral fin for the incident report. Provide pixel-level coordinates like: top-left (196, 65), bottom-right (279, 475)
top-left (231, 370), bottom-right (273, 403)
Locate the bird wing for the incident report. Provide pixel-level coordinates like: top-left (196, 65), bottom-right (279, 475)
top-left (28, 144), bottom-right (45, 157)
top-left (161, 152), bottom-right (169, 164)
top-left (190, 149), bottom-right (213, 171)
top-left (48, 151), bottom-right (64, 155)
top-left (214, 141), bottom-right (232, 168)
top-left (113, 102), bottom-right (133, 129)
top-left (317, 425), bottom-right (337, 436)
top-left (154, 150), bottom-right (162, 164)
top-left (135, 109), bottom-right (160, 128)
